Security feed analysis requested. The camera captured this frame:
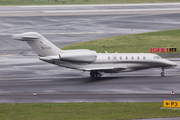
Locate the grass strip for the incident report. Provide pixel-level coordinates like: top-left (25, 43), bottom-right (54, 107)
top-left (0, 102), bottom-right (180, 120)
top-left (62, 29), bottom-right (180, 55)
top-left (0, 0), bottom-right (180, 5)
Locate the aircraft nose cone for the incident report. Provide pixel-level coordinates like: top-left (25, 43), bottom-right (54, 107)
top-left (163, 59), bottom-right (177, 68)
top-left (173, 62), bottom-right (177, 67)
top-left (170, 61), bottom-right (177, 67)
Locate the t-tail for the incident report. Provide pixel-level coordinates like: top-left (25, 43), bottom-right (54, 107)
top-left (12, 32), bottom-right (63, 57)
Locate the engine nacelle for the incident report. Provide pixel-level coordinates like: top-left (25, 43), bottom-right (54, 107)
top-left (59, 51), bottom-right (97, 62)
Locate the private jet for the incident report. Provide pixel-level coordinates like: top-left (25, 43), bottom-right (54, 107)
top-left (12, 32), bottom-right (177, 78)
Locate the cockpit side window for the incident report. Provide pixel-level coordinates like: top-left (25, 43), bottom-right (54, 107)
top-left (158, 56), bottom-right (162, 59)
top-left (154, 56), bottom-right (162, 59)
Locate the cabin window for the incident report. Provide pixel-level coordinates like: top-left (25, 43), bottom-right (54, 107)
top-left (131, 56), bottom-right (134, 60)
top-left (120, 56), bottom-right (122, 60)
top-left (114, 56), bottom-right (116, 60)
top-left (108, 56), bottom-right (110, 60)
top-left (137, 56), bottom-right (140, 60)
top-left (143, 56), bottom-right (145, 60)
top-left (126, 56), bottom-right (128, 60)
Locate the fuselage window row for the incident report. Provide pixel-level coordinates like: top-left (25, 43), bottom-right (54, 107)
top-left (108, 56), bottom-right (149, 60)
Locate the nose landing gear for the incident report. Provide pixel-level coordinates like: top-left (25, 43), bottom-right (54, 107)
top-left (161, 67), bottom-right (165, 76)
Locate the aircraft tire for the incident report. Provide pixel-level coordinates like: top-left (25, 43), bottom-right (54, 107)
top-left (96, 73), bottom-right (101, 78)
top-left (90, 72), bottom-right (94, 77)
top-left (90, 72), bottom-right (101, 78)
top-left (161, 72), bottom-right (165, 76)
top-left (93, 74), bottom-right (97, 78)
top-left (90, 72), bottom-right (96, 78)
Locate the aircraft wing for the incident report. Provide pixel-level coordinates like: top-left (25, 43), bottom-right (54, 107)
top-left (81, 66), bottom-right (127, 71)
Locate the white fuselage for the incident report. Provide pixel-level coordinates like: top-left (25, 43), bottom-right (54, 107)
top-left (54, 53), bottom-right (177, 73)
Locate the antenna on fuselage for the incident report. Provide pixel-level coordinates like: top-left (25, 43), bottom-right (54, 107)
top-left (105, 51), bottom-right (108, 53)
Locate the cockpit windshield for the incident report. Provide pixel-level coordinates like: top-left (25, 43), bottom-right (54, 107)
top-left (154, 56), bottom-right (162, 59)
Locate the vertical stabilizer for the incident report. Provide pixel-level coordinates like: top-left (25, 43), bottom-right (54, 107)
top-left (12, 32), bottom-right (63, 57)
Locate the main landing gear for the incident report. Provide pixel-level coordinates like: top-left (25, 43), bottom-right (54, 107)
top-left (90, 71), bottom-right (102, 78)
top-left (161, 67), bottom-right (165, 76)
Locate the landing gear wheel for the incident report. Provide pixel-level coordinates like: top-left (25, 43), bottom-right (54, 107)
top-left (90, 71), bottom-right (102, 78)
top-left (93, 74), bottom-right (97, 78)
top-left (90, 72), bottom-right (95, 77)
top-left (161, 72), bottom-right (165, 76)
top-left (96, 73), bottom-right (101, 78)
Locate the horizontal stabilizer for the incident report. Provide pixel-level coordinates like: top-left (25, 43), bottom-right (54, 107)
top-left (13, 33), bottom-right (40, 41)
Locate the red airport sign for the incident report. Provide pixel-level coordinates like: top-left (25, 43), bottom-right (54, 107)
top-left (150, 48), bottom-right (177, 52)
top-left (150, 48), bottom-right (168, 52)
